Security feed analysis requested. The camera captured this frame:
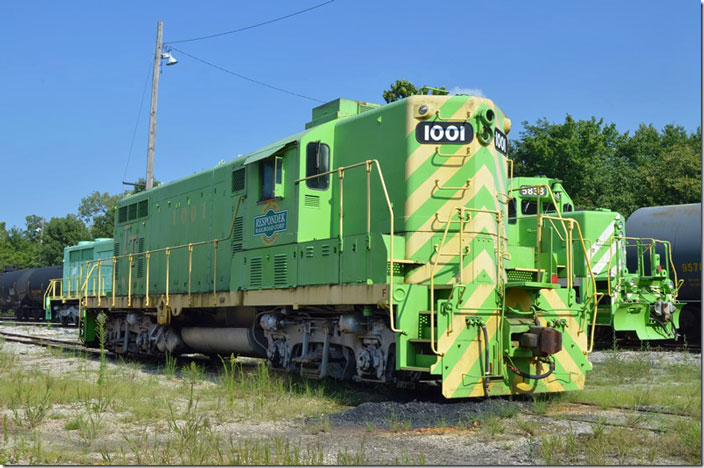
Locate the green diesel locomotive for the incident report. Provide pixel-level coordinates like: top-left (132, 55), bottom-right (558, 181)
top-left (78, 94), bottom-right (681, 398)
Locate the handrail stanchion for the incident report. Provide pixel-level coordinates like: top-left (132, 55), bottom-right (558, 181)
top-left (145, 252), bottom-right (151, 306)
top-left (188, 244), bottom-right (193, 297)
top-left (213, 241), bottom-right (218, 298)
top-left (128, 255), bottom-right (133, 307)
top-left (112, 256), bottom-right (117, 307)
top-left (366, 162), bottom-right (371, 237)
top-left (97, 260), bottom-right (102, 306)
top-left (165, 248), bottom-right (171, 306)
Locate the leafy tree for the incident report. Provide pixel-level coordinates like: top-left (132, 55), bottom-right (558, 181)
top-left (0, 222), bottom-right (13, 269)
top-left (511, 116), bottom-right (701, 216)
top-left (38, 215), bottom-right (91, 266)
top-left (620, 124), bottom-right (701, 208)
top-left (24, 215), bottom-right (45, 243)
top-left (382, 80), bottom-right (448, 103)
top-left (0, 217), bottom-right (43, 269)
top-left (78, 191), bottom-right (126, 239)
top-left (511, 115), bottom-right (629, 212)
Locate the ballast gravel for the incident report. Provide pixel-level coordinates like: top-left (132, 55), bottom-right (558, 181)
top-left (328, 398), bottom-right (530, 429)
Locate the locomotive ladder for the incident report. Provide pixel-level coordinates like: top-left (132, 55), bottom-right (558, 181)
top-left (426, 206), bottom-right (507, 385)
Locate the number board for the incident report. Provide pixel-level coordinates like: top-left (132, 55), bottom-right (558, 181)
top-left (494, 128), bottom-right (508, 155)
top-left (415, 122), bottom-right (474, 144)
top-left (519, 185), bottom-right (548, 197)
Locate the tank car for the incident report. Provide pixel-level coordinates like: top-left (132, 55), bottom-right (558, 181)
top-left (0, 265), bottom-right (62, 320)
top-left (626, 203), bottom-right (701, 343)
top-left (77, 94), bottom-right (680, 399)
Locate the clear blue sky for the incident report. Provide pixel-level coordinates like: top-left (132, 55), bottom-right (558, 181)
top-left (1, 0), bottom-right (700, 230)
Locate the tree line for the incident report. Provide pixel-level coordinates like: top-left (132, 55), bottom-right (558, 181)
top-left (0, 180), bottom-right (155, 270)
top-left (0, 82), bottom-right (700, 270)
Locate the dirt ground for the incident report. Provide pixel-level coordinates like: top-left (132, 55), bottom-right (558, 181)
top-left (0, 324), bottom-right (700, 465)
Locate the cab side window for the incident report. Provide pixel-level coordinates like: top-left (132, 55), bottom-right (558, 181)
top-left (508, 198), bottom-right (517, 224)
top-left (521, 200), bottom-right (538, 215)
top-left (259, 157), bottom-right (284, 201)
top-left (260, 159), bottom-right (275, 201)
top-left (306, 142), bottom-right (330, 190)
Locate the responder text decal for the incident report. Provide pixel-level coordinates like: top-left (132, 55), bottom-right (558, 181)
top-left (415, 122), bottom-right (474, 144)
top-left (254, 209), bottom-right (288, 239)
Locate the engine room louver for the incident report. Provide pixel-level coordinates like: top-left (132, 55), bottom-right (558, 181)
top-left (136, 238), bottom-right (145, 278)
top-left (231, 217), bottom-right (244, 256)
top-left (274, 254), bottom-right (288, 286)
top-left (304, 194), bottom-right (320, 208)
top-left (113, 242), bottom-right (120, 278)
top-left (231, 168), bottom-right (245, 193)
top-left (250, 257), bottom-right (263, 287)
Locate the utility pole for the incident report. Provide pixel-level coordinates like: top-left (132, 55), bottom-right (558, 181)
top-left (145, 21), bottom-right (163, 191)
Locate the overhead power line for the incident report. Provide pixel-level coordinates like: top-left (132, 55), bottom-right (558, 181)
top-left (166, 0), bottom-right (335, 45)
top-left (169, 46), bottom-right (325, 103)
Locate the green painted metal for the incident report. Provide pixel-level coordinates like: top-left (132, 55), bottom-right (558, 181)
top-left (62, 238), bottom-right (114, 297)
top-left (508, 176), bottom-right (682, 340)
top-left (103, 95), bottom-right (681, 398)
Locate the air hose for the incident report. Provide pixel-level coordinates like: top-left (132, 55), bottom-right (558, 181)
top-left (507, 360), bottom-right (555, 380)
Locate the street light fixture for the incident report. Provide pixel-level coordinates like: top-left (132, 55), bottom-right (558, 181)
top-left (161, 51), bottom-right (178, 66)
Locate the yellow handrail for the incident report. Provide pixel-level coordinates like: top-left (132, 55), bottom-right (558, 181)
top-left (296, 159), bottom-right (401, 334)
top-left (429, 209), bottom-right (455, 356)
top-left (606, 237), bottom-right (679, 298)
top-left (77, 195), bottom-right (245, 310)
top-left (428, 207), bottom-right (504, 356)
top-left (434, 146), bottom-right (472, 158)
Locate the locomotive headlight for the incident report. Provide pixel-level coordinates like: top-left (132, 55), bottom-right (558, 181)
top-left (667, 280), bottom-right (674, 290)
top-left (414, 104), bottom-right (433, 119)
top-left (628, 278), bottom-right (636, 289)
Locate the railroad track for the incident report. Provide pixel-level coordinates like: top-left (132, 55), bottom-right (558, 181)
top-left (0, 317), bottom-right (77, 328)
top-left (593, 337), bottom-right (701, 353)
top-left (0, 330), bottom-right (101, 355)
top-left (610, 341), bottom-right (701, 353)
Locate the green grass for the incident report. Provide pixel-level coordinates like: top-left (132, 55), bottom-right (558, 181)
top-left (0, 342), bottom-right (366, 464)
top-left (559, 352), bottom-right (701, 417)
top-left (538, 418), bottom-right (701, 465)
top-left (163, 352), bottom-right (177, 378)
top-left (535, 350), bottom-right (702, 465)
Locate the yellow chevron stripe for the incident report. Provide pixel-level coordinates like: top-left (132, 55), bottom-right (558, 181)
top-left (438, 285), bottom-right (498, 397)
top-left (404, 100), bottom-right (480, 181)
top-left (405, 164), bottom-right (501, 263)
top-left (405, 217), bottom-right (499, 284)
top-left (537, 289), bottom-right (587, 390)
top-left (502, 289), bottom-right (566, 394)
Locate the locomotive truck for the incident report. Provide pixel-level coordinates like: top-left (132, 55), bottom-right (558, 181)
top-left (72, 94), bottom-right (681, 398)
